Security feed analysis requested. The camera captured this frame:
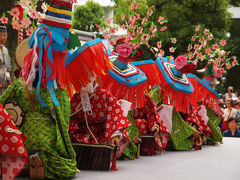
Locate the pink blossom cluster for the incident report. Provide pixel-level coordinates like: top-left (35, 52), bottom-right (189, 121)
top-left (0, 0), bottom-right (47, 37)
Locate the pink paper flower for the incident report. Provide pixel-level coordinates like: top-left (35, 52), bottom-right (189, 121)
top-left (26, 28), bottom-right (33, 37)
top-left (158, 16), bottom-right (165, 24)
top-left (110, 27), bottom-right (116, 34)
top-left (174, 55), bottom-right (188, 70)
top-left (135, 2), bottom-right (139, 10)
top-left (10, 8), bottom-right (20, 18)
top-left (106, 18), bottom-right (111, 24)
top-left (169, 47), bottom-right (175, 53)
top-left (29, 10), bottom-right (39, 19)
top-left (157, 41), bottom-right (162, 49)
top-left (226, 64), bottom-right (232, 69)
top-left (20, 0), bottom-right (29, 9)
top-left (11, 20), bottom-right (20, 30)
top-left (0, 16), bottom-right (8, 24)
top-left (212, 43), bottom-right (219, 50)
top-left (116, 44), bottom-right (133, 58)
top-left (214, 68), bottom-right (224, 78)
top-left (232, 60), bottom-right (238, 67)
top-left (159, 49), bottom-right (165, 57)
top-left (21, 17), bottom-right (31, 28)
top-left (196, 52), bottom-right (202, 59)
top-left (195, 25), bottom-right (200, 32)
top-left (171, 37), bottom-right (177, 44)
top-left (219, 40), bottom-right (226, 47)
top-left (41, 3), bottom-right (48, 12)
top-left (121, 14), bottom-right (125, 21)
top-left (203, 29), bottom-right (209, 35)
top-left (160, 26), bottom-right (167, 31)
top-left (205, 48), bottom-right (211, 55)
top-left (131, 2), bottom-right (136, 10)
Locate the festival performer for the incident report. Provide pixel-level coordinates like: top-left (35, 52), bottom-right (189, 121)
top-left (0, 0), bottom-right (109, 178)
top-left (132, 95), bottom-right (170, 154)
top-left (0, 104), bottom-right (28, 180)
top-left (69, 81), bottom-right (131, 158)
top-left (185, 105), bottom-right (212, 150)
top-left (0, 23), bottom-right (12, 96)
top-left (150, 87), bottom-right (197, 151)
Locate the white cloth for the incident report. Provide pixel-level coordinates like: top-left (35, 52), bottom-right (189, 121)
top-left (198, 105), bottom-right (209, 125)
top-left (157, 104), bottom-right (173, 133)
top-left (223, 108), bottom-right (237, 122)
top-left (0, 45), bottom-right (12, 71)
top-left (117, 99), bottom-right (132, 117)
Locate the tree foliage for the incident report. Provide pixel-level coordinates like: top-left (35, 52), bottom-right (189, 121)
top-left (114, 0), bottom-right (148, 24)
top-left (73, 0), bottom-right (105, 32)
top-left (145, 0), bottom-right (231, 59)
top-left (224, 19), bottom-right (240, 92)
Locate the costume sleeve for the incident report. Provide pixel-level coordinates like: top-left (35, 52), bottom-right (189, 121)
top-left (103, 88), bottom-right (131, 140)
top-left (3, 46), bottom-right (12, 71)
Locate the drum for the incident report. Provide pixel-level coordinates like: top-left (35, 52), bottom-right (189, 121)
top-left (4, 102), bottom-right (24, 127)
top-left (139, 135), bottom-right (156, 156)
top-left (72, 143), bottom-right (113, 170)
top-left (15, 38), bottom-right (31, 68)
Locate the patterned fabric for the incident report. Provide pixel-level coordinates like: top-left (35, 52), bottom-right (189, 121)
top-left (69, 87), bottom-right (131, 158)
top-left (168, 109), bottom-right (196, 150)
top-left (206, 107), bottom-right (223, 145)
top-left (186, 107), bottom-right (212, 137)
top-left (236, 110), bottom-right (240, 126)
top-left (0, 79), bottom-right (77, 179)
top-left (149, 87), bottom-right (195, 150)
top-left (121, 112), bottom-right (140, 159)
top-left (133, 95), bottom-right (170, 150)
top-left (149, 87), bottom-right (162, 106)
top-left (0, 104), bottom-right (28, 180)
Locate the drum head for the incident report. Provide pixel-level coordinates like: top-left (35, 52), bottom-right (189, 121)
top-left (4, 102), bottom-right (24, 127)
top-left (16, 38), bottom-right (31, 68)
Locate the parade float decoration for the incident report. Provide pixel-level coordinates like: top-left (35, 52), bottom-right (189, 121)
top-left (96, 3), bottom-right (163, 108)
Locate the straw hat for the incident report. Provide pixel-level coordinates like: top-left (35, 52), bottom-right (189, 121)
top-left (16, 38), bottom-right (31, 68)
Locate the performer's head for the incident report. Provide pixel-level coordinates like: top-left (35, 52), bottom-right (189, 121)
top-left (0, 23), bottom-right (7, 45)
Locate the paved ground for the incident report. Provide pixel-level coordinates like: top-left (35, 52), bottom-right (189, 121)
top-left (17, 137), bottom-right (240, 180)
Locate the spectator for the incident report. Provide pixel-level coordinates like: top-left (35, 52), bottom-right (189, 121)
top-left (223, 117), bottom-right (240, 137)
top-left (235, 91), bottom-right (238, 97)
top-left (222, 100), bottom-right (236, 132)
top-left (225, 86), bottom-right (237, 101)
top-left (233, 101), bottom-right (240, 129)
top-left (0, 23), bottom-right (12, 96)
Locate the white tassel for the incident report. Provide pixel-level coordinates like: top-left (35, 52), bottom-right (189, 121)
top-left (26, 28), bottom-right (43, 87)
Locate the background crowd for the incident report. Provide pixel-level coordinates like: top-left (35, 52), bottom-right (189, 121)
top-left (218, 86), bottom-right (240, 137)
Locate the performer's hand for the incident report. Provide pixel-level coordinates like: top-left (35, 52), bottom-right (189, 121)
top-left (151, 123), bottom-right (159, 133)
top-left (133, 136), bottom-right (141, 144)
top-left (193, 130), bottom-right (200, 138)
top-left (111, 136), bottom-right (120, 146)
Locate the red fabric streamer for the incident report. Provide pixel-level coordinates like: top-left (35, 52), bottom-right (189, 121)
top-left (100, 75), bottom-right (146, 109)
top-left (65, 42), bottom-right (111, 98)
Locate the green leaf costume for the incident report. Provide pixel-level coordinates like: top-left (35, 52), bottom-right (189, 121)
top-left (206, 107), bottom-right (223, 145)
top-left (121, 112), bottom-right (140, 159)
top-left (149, 88), bottom-right (196, 150)
top-left (0, 79), bottom-right (77, 179)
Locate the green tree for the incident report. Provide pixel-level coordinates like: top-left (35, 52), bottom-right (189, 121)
top-left (145, 0), bottom-right (231, 59)
top-left (73, 0), bottom-right (105, 32)
top-left (114, 0), bottom-right (149, 24)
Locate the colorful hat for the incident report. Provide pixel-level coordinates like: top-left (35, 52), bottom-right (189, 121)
top-left (155, 56), bottom-right (196, 113)
top-left (187, 74), bottom-right (220, 112)
top-left (99, 51), bottom-right (160, 109)
top-left (21, 0), bottom-right (109, 107)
